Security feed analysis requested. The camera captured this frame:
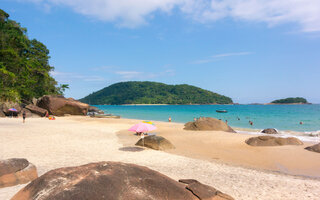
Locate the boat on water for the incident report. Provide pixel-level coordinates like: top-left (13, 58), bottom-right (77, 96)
top-left (216, 110), bottom-right (228, 113)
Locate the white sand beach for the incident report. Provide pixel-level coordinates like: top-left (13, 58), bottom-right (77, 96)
top-left (1, 116), bottom-right (320, 200)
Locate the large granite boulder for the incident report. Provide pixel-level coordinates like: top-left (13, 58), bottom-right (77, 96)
top-left (261, 128), bottom-right (278, 134)
top-left (184, 117), bottom-right (235, 132)
top-left (0, 102), bottom-right (21, 116)
top-left (179, 179), bottom-right (234, 200)
top-left (0, 158), bottom-right (38, 188)
top-left (18, 108), bottom-right (33, 118)
top-left (12, 162), bottom-right (202, 200)
top-left (305, 143), bottom-right (320, 153)
top-left (246, 136), bottom-right (303, 146)
top-left (136, 135), bottom-right (175, 150)
top-left (25, 104), bottom-right (48, 117)
top-left (37, 95), bottom-right (89, 116)
top-left (0, 110), bottom-right (5, 117)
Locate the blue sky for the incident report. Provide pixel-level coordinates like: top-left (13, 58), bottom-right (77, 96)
top-left (2, 0), bottom-right (320, 103)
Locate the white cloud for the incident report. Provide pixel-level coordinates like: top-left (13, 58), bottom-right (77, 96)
top-left (192, 51), bottom-right (252, 64)
top-left (212, 52), bottom-right (253, 58)
top-left (115, 71), bottom-right (143, 79)
top-left (114, 69), bottom-right (175, 79)
top-left (21, 0), bottom-right (320, 31)
top-left (50, 71), bottom-right (105, 82)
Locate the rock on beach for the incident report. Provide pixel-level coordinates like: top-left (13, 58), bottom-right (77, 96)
top-left (184, 117), bottom-right (235, 132)
top-left (0, 158), bottom-right (38, 188)
top-left (246, 136), bottom-right (303, 146)
top-left (11, 162), bottom-right (234, 200)
top-left (136, 135), bottom-right (175, 150)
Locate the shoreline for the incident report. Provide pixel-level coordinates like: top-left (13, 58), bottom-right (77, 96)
top-left (116, 117), bottom-right (320, 142)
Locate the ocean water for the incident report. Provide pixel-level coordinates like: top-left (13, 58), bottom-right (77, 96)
top-left (95, 104), bottom-right (320, 142)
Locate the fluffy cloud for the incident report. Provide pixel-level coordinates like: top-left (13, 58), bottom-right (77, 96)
top-left (22, 0), bottom-right (320, 31)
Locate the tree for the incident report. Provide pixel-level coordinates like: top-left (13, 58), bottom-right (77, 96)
top-left (0, 9), bottom-right (68, 102)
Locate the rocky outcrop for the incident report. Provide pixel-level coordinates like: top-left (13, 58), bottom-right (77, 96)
top-left (261, 128), bottom-right (278, 134)
top-left (37, 95), bottom-right (89, 116)
top-left (0, 110), bottom-right (5, 117)
top-left (179, 179), bottom-right (234, 200)
top-left (0, 102), bottom-right (21, 116)
top-left (88, 106), bottom-right (104, 114)
top-left (305, 143), bottom-right (320, 153)
top-left (136, 135), bottom-right (175, 150)
top-left (246, 136), bottom-right (303, 146)
top-left (25, 104), bottom-right (48, 117)
top-left (18, 108), bottom-right (33, 118)
top-left (184, 117), bottom-right (235, 132)
top-left (12, 162), bottom-right (202, 200)
top-left (0, 158), bottom-right (38, 188)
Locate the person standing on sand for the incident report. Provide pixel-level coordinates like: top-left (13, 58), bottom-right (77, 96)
top-left (22, 111), bottom-right (26, 123)
top-left (168, 116), bottom-right (171, 122)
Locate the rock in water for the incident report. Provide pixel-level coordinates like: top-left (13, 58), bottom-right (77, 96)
top-left (261, 128), bottom-right (278, 134)
top-left (25, 104), bottom-right (48, 117)
top-left (0, 158), bottom-right (38, 188)
top-left (184, 117), bottom-right (235, 132)
top-left (11, 162), bottom-right (198, 200)
top-left (179, 179), bottom-right (234, 200)
top-left (246, 136), bottom-right (303, 146)
top-left (136, 135), bottom-right (175, 150)
top-left (37, 95), bottom-right (89, 116)
top-left (305, 143), bottom-right (320, 153)
top-left (88, 106), bottom-right (104, 114)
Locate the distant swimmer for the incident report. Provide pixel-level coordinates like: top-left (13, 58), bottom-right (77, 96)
top-left (299, 121), bottom-right (303, 125)
top-left (237, 117), bottom-right (240, 121)
top-left (249, 121), bottom-right (253, 126)
top-left (168, 116), bottom-right (172, 122)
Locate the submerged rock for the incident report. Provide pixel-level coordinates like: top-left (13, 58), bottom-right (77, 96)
top-left (136, 135), bottom-right (175, 150)
top-left (37, 95), bottom-right (89, 116)
top-left (184, 117), bottom-right (235, 132)
top-left (11, 162), bottom-right (199, 200)
top-left (179, 179), bottom-right (234, 200)
top-left (0, 158), bottom-right (38, 188)
top-left (305, 143), bottom-right (320, 153)
top-left (245, 136), bottom-right (303, 146)
top-left (261, 128), bottom-right (278, 134)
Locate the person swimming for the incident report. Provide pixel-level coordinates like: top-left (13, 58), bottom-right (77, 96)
top-left (249, 121), bottom-right (253, 126)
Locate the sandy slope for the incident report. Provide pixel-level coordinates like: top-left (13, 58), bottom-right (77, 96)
top-left (0, 116), bottom-right (320, 200)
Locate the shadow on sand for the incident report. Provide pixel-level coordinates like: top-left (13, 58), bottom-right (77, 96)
top-left (118, 146), bottom-right (144, 152)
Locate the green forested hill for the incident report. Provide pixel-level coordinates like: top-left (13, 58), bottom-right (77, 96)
top-left (0, 9), bottom-right (67, 102)
top-left (271, 97), bottom-right (308, 104)
top-left (80, 81), bottom-right (233, 105)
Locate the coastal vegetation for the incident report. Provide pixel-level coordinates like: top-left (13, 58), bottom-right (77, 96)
top-left (271, 97), bottom-right (308, 104)
top-left (80, 81), bottom-right (233, 105)
top-left (0, 9), bottom-right (67, 102)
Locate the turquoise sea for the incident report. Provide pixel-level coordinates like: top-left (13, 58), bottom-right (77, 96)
top-left (96, 104), bottom-right (320, 134)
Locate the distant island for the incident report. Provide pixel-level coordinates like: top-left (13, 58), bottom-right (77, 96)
top-left (80, 81), bottom-right (233, 105)
top-left (271, 97), bottom-right (309, 104)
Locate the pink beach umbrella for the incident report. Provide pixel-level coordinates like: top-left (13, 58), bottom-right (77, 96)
top-left (128, 122), bottom-right (156, 133)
